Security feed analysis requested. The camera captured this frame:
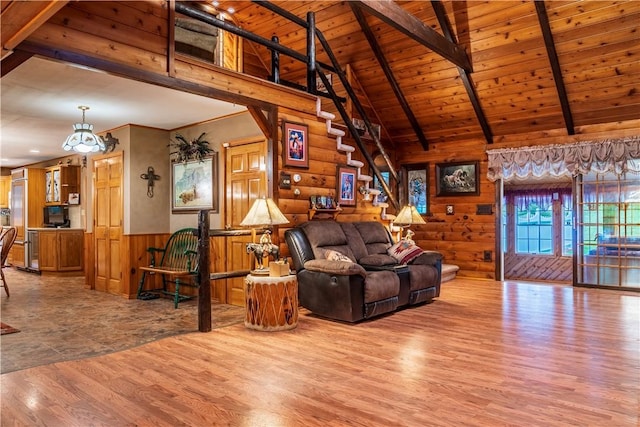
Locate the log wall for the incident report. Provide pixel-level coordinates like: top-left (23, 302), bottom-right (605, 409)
top-left (396, 120), bottom-right (640, 280)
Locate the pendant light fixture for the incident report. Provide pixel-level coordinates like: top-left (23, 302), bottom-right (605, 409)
top-left (62, 105), bottom-right (106, 153)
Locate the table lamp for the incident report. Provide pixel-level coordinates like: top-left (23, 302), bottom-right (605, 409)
top-left (393, 204), bottom-right (426, 242)
top-left (240, 197), bottom-right (290, 274)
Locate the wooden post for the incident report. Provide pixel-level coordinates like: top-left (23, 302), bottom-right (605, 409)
top-left (197, 210), bottom-right (211, 332)
top-left (306, 11), bottom-right (316, 94)
top-left (271, 36), bottom-right (280, 84)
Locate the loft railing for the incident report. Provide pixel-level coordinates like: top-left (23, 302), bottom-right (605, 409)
top-left (174, 1), bottom-right (399, 210)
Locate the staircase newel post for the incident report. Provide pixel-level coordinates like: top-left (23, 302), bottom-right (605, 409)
top-left (197, 209), bottom-right (212, 332)
top-left (306, 11), bottom-right (316, 94)
top-left (270, 36), bottom-right (280, 84)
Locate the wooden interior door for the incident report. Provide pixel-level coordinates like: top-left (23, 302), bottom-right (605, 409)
top-left (224, 139), bottom-right (267, 306)
top-left (94, 153), bottom-right (123, 295)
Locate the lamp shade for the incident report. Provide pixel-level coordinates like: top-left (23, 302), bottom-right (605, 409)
top-left (394, 204), bottom-right (426, 226)
top-left (62, 106), bottom-right (106, 153)
top-left (240, 197), bottom-right (289, 227)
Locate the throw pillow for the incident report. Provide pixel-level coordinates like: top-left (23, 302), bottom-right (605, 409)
top-left (388, 240), bottom-right (424, 265)
top-left (324, 249), bottom-right (353, 263)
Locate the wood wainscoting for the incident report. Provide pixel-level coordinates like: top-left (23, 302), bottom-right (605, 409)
top-left (505, 253), bottom-right (572, 283)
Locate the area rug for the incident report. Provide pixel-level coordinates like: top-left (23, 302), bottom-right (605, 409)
top-left (1, 323), bottom-right (20, 335)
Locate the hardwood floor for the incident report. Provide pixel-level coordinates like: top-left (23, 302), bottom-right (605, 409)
top-left (1, 278), bottom-right (638, 426)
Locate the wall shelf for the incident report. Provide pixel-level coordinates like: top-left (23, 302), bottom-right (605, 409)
top-left (308, 207), bottom-right (341, 220)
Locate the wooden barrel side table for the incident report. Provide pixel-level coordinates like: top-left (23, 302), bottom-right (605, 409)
top-left (244, 274), bottom-right (298, 331)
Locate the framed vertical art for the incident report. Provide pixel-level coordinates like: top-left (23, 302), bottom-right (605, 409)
top-left (283, 121), bottom-right (309, 168)
top-left (403, 164), bottom-right (429, 215)
top-left (336, 165), bottom-right (357, 206)
top-left (171, 154), bottom-right (218, 213)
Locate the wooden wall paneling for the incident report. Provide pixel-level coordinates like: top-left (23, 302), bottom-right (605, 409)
top-left (128, 233), bottom-right (171, 298)
top-left (57, 1), bottom-right (168, 52)
top-left (28, 22), bottom-right (168, 74)
top-left (209, 236), bottom-right (227, 303)
top-left (84, 232), bottom-right (94, 289)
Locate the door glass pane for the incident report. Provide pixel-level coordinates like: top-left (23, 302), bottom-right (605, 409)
top-left (576, 168), bottom-right (640, 288)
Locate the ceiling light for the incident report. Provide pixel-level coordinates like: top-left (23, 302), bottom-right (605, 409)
top-left (227, 7), bottom-right (235, 14)
top-left (62, 106), bottom-right (106, 153)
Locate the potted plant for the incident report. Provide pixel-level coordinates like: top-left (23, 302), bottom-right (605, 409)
top-left (169, 132), bottom-right (213, 163)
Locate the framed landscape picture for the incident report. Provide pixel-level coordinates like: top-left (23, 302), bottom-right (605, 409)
top-left (283, 121), bottom-right (309, 168)
top-left (171, 154), bottom-right (218, 213)
top-left (436, 160), bottom-right (479, 196)
top-left (336, 165), bottom-right (357, 206)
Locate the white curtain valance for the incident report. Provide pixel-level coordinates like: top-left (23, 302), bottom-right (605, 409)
top-left (486, 136), bottom-right (640, 182)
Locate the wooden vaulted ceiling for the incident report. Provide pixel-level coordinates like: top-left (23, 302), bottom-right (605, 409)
top-left (211, 0), bottom-right (639, 148)
top-left (1, 0), bottom-right (638, 152)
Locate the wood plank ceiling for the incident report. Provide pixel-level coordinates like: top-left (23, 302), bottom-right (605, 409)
top-left (210, 0), bottom-right (639, 148)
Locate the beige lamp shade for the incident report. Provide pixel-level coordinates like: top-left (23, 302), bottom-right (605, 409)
top-left (240, 197), bottom-right (289, 227)
top-left (394, 204), bottom-right (426, 226)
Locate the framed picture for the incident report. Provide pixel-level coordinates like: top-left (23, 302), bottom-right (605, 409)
top-left (351, 117), bottom-right (381, 141)
top-left (283, 121), bottom-right (309, 168)
top-left (171, 154), bottom-right (218, 213)
top-left (436, 160), bottom-right (480, 196)
top-left (372, 171), bottom-right (390, 205)
top-left (336, 165), bottom-right (357, 206)
top-left (403, 164), bottom-right (429, 215)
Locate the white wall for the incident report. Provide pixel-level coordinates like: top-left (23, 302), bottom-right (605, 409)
top-left (128, 126), bottom-right (171, 234)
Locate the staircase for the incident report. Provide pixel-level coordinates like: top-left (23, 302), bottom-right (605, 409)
top-left (316, 98), bottom-right (399, 224)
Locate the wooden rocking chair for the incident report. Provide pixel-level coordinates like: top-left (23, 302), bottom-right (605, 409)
top-left (0, 227), bottom-right (17, 297)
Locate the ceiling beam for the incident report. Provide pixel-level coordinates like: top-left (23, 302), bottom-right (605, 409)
top-left (351, 4), bottom-right (429, 151)
top-left (354, 0), bottom-right (472, 72)
top-left (16, 40), bottom-right (299, 112)
top-left (0, 49), bottom-right (33, 77)
top-left (535, 1), bottom-right (575, 135)
top-left (247, 106), bottom-right (273, 139)
top-left (1, 0), bottom-right (68, 58)
top-left (431, 1), bottom-right (493, 144)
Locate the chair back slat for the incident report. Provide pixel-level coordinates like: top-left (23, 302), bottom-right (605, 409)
top-left (159, 228), bottom-right (199, 272)
top-left (0, 227), bottom-right (17, 265)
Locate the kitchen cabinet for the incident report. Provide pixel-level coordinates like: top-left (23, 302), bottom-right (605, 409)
top-left (10, 168), bottom-right (45, 268)
top-left (0, 176), bottom-right (10, 208)
top-left (37, 229), bottom-right (84, 272)
top-left (45, 165), bottom-right (80, 205)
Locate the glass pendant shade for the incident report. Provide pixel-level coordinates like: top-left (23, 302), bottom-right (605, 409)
top-left (62, 106), bottom-right (106, 153)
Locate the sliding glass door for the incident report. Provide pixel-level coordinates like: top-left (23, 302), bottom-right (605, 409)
top-left (575, 170), bottom-right (640, 289)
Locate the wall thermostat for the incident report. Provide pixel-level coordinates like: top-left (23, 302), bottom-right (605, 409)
top-left (293, 173), bottom-right (302, 183)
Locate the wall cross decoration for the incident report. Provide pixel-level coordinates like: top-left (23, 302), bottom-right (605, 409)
top-left (140, 166), bottom-right (160, 198)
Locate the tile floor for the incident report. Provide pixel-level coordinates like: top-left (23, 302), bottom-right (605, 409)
top-left (0, 267), bottom-right (245, 374)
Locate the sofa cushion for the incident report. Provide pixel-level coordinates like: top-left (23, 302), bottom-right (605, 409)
top-left (408, 264), bottom-right (439, 291)
top-left (359, 254), bottom-right (397, 267)
top-left (339, 223), bottom-right (369, 260)
top-left (354, 222), bottom-right (392, 256)
top-left (300, 221), bottom-right (356, 261)
top-left (304, 259), bottom-right (366, 277)
top-left (364, 270), bottom-right (400, 303)
top-left (323, 249), bottom-right (353, 262)
top-left (388, 240), bottom-right (424, 264)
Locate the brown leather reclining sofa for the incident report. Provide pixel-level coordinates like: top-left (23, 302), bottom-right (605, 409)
top-left (284, 220), bottom-right (442, 322)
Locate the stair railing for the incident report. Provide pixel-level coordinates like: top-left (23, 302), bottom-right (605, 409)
top-left (176, 1), bottom-right (400, 210)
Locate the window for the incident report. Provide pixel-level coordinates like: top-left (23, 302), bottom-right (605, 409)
top-left (515, 196), bottom-right (553, 254)
top-left (503, 187), bottom-right (572, 257)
